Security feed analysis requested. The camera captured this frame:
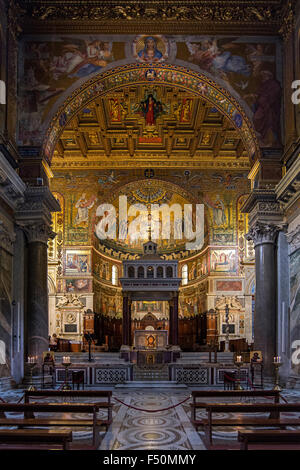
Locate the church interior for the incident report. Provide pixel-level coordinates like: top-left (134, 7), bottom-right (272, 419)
top-left (0, 0), bottom-right (300, 452)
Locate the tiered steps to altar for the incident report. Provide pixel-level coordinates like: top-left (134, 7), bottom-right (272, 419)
top-left (177, 351), bottom-right (235, 364)
top-left (54, 352), bottom-right (127, 364)
top-left (133, 364), bottom-right (169, 381)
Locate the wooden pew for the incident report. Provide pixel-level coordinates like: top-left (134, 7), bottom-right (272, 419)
top-left (24, 390), bottom-right (112, 428)
top-left (0, 429), bottom-right (72, 450)
top-left (238, 429), bottom-right (300, 450)
top-left (191, 390), bottom-right (280, 427)
top-left (0, 402), bottom-right (107, 449)
top-left (203, 403), bottom-right (300, 448)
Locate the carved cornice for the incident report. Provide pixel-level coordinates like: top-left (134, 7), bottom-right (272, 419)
top-left (0, 219), bottom-right (16, 254)
top-left (278, 0), bottom-right (295, 41)
top-left (241, 189), bottom-right (284, 227)
top-left (276, 156), bottom-right (300, 210)
top-left (245, 221), bottom-right (286, 246)
top-left (287, 225), bottom-right (300, 252)
top-left (0, 151), bottom-right (26, 209)
top-left (17, 0), bottom-right (292, 35)
top-left (15, 186), bottom-right (60, 243)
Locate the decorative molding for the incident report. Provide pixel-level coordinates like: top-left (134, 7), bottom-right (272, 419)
top-left (241, 189), bottom-right (284, 226)
top-left (245, 221), bottom-right (286, 247)
top-left (56, 293), bottom-right (85, 309)
top-left (276, 156), bottom-right (300, 211)
top-left (20, 222), bottom-right (56, 244)
top-left (0, 151), bottom-right (26, 209)
top-left (16, 186), bottom-right (60, 226)
top-left (0, 220), bottom-right (16, 254)
top-left (287, 225), bottom-right (300, 252)
top-left (278, 0), bottom-right (295, 41)
top-left (17, 0), bottom-right (292, 35)
top-left (215, 295), bottom-right (243, 310)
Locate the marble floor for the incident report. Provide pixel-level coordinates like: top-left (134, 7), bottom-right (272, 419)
top-left (1, 386), bottom-right (300, 450)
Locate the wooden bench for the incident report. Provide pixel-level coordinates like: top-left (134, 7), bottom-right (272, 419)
top-left (24, 390), bottom-right (112, 428)
top-left (238, 429), bottom-right (300, 450)
top-left (203, 403), bottom-right (300, 448)
top-left (191, 390), bottom-right (280, 427)
top-left (0, 402), bottom-right (108, 449)
top-left (0, 429), bottom-right (72, 450)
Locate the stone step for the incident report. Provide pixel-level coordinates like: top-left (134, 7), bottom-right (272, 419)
top-left (115, 381), bottom-right (187, 388)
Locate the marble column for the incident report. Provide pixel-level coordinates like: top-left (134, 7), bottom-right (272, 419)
top-left (246, 222), bottom-right (282, 375)
top-left (23, 223), bottom-right (55, 361)
top-left (128, 298), bottom-right (132, 346)
top-left (173, 293), bottom-right (179, 345)
top-left (122, 294), bottom-right (129, 346)
top-left (168, 301), bottom-right (173, 345)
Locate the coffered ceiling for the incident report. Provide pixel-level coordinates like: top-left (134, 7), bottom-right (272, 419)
top-left (51, 85), bottom-right (249, 170)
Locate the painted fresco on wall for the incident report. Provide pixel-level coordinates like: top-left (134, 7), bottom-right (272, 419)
top-left (65, 278), bottom-right (92, 293)
top-left (216, 280), bottom-right (243, 291)
top-left (65, 250), bottom-right (91, 275)
top-left (18, 34), bottom-right (281, 150)
top-left (177, 37), bottom-right (281, 147)
top-left (210, 249), bottom-right (237, 273)
top-left (18, 36), bottom-right (120, 145)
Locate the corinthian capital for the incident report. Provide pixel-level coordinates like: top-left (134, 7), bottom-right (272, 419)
top-left (245, 222), bottom-right (286, 247)
top-left (21, 222), bottom-right (56, 244)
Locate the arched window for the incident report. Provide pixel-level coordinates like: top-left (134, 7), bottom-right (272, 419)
top-left (128, 266), bottom-right (135, 278)
top-left (138, 266), bottom-right (145, 278)
top-left (166, 266), bottom-right (173, 278)
top-left (147, 266), bottom-right (154, 278)
top-left (112, 265), bottom-right (118, 285)
top-left (157, 266), bottom-right (163, 278)
top-left (182, 264), bottom-right (188, 285)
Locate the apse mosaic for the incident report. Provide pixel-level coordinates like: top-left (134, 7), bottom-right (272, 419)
top-left (50, 170), bottom-right (250, 259)
top-left (133, 35), bottom-right (169, 63)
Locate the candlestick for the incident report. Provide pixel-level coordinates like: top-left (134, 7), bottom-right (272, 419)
top-left (234, 358), bottom-right (243, 391)
top-left (62, 358), bottom-right (72, 391)
top-left (273, 358), bottom-right (282, 392)
top-left (26, 358), bottom-right (37, 391)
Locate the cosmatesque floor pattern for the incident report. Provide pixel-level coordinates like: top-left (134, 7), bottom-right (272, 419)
top-left (2, 387), bottom-right (300, 450)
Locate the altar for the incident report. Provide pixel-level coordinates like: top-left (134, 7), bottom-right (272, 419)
top-left (134, 329), bottom-right (168, 350)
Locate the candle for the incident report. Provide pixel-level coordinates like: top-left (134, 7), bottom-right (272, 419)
top-left (236, 355), bottom-right (242, 363)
